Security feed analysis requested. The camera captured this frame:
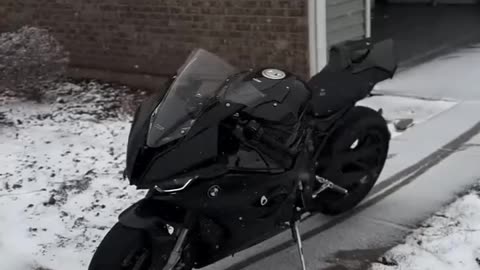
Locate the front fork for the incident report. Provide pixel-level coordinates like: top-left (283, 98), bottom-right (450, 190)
top-left (118, 197), bottom-right (197, 270)
top-left (159, 212), bottom-right (196, 270)
top-left (162, 227), bottom-right (190, 270)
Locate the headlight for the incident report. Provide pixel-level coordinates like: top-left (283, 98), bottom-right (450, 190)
top-left (154, 176), bottom-right (198, 193)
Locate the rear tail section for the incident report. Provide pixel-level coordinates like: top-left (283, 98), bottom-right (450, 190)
top-left (351, 39), bottom-right (397, 79)
top-left (326, 38), bottom-right (397, 89)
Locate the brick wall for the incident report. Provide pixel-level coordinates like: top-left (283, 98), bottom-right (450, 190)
top-left (0, 0), bottom-right (310, 86)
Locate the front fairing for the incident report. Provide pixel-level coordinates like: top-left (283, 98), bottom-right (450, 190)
top-left (126, 92), bottom-right (245, 188)
top-left (125, 49), bottom-right (243, 186)
top-left (137, 101), bottom-right (245, 189)
top-left (125, 81), bottom-right (173, 183)
top-left (125, 50), bottom-right (310, 189)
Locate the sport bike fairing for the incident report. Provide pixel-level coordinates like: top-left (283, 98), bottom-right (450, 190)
top-left (125, 49), bottom-right (309, 188)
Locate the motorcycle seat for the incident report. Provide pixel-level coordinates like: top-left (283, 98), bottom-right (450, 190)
top-left (307, 68), bottom-right (371, 117)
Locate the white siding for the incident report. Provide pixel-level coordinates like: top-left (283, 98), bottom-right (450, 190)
top-left (326, 0), bottom-right (366, 46)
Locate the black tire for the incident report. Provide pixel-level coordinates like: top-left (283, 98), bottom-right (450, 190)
top-left (314, 106), bottom-right (390, 216)
top-left (88, 223), bottom-right (191, 270)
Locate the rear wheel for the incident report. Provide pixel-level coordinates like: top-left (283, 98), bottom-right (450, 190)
top-left (88, 223), bottom-right (192, 270)
top-left (314, 106), bottom-right (390, 216)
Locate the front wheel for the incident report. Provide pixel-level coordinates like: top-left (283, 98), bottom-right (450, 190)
top-left (313, 106), bottom-right (390, 216)
top-left (88, 223), bottom-right (192, 270)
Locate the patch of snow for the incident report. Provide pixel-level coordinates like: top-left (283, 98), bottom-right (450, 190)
top-left (374, 45), bottom-right (480, 100)
top-left (0, 82), bottom-right (146, 270)
top-left (370, 190), bottom-right (480, 270)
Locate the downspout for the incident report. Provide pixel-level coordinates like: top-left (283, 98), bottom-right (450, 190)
top-left (365, 0), bottom-right (372, 38)
top-left (315, 0), bottom-right (328, 73)
top-left (308, 0), bottom-right (317, 77)
top-left (308, 0), bottom-right (328, 77)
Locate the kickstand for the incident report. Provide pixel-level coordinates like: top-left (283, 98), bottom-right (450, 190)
top-left (291, 220), bottom-right (307, 270)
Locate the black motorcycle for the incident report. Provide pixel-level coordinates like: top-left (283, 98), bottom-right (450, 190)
top-left (89, 38), bottom-right (397, 270)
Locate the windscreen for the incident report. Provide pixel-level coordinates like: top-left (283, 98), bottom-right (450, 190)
top-left (219, 74), bottom-right (266, 106)
top-left (146, 49), bottom-right (238, 147)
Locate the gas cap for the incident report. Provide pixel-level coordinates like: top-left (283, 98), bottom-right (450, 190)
top-left (262, 68), bottom-right (286, 80)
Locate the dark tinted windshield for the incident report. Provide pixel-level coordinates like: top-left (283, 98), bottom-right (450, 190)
top-left (146, 49), bottom-right (238, 147)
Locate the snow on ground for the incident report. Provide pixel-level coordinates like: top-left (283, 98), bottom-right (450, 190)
top-left (0, 81), bottom-right (455, 270)
top-left (0, 82), bottom-right (147, 270)
top-left (374, 45), bottom-right (480, 100)
top-left (370, 187), bottom-right (480, 270)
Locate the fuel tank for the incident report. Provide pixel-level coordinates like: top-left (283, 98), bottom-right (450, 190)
top-left (240, 68), bottom-right (311, 126)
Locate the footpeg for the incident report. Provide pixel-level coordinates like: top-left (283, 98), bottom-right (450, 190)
top-left (291, 220), bottom-right (307, 270)
top-left (312, 176), bottom-right (349, 198)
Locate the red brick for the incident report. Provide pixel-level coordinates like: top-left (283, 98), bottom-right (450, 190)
top-left (0, 0), bottom-right (310, 80)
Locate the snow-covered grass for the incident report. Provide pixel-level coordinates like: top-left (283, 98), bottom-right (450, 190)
top-left (0, 81), bottom-right (147, 270)
top-left (370, 187), bottom-right (480, 270)
top-left (0, 81), bottom-right (455, 270)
